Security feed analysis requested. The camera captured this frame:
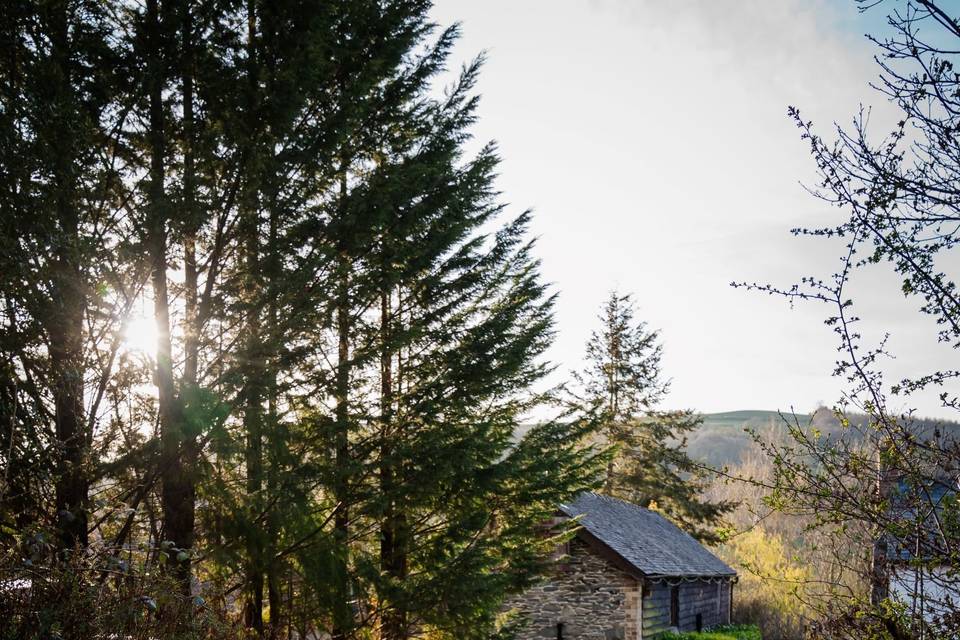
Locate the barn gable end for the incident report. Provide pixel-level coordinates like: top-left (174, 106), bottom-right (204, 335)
top-left (505, 493), bottom-right (737, 639)
top-left (504, 536), bottom-right (640, 640)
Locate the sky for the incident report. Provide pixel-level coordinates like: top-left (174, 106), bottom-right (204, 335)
top-left (428, 0), bottom-right (959, 420)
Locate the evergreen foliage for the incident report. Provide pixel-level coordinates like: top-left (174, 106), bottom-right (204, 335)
top-left (574, 292), bottom-right (734, 543)
top-left (0, 2), bottom-right (606, 638)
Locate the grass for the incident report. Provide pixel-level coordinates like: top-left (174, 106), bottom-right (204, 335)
top-left (660, 624), bottom-right (762, 640)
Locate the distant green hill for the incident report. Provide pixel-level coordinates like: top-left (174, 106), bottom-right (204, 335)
top-left (688, 408), bottom-right (960, 469)
top-left (517, 409), bottom-right (960, 470)
top-left (689, 409), bottom-right (832, 469)
top-left (690, 408), bottom-right (861, 468)
top-left (685, 412), bottom-right (777, 469)
top-left (699, 409), bottom-right (810, 430)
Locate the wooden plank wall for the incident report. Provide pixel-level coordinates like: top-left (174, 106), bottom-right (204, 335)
top-left (641, 580), bottom-right (732, 637)
top-left (641, 581), bottom-right (672, 637)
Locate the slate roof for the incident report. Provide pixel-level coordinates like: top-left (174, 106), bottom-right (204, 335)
top-left (559, 492), bottom-right (736, 579)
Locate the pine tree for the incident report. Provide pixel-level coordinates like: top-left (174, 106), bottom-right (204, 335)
top-left (575, 291), bottom-right (733, 542)
top-left (0, 0), bottom-right (126, 552)
top-left (263, 4), bottom-right (606, 634)
top-left (125, 0), bottom-right (238, 599)
top-left (0, 3), bottom-right (608, 637)
top-left (336, 38), bottom-right (606, 640)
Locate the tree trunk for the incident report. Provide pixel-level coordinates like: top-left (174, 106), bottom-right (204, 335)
top-left (50, 249), bottom-right (86, 551)
top-left (242, 209), bottom-right (265, 634)
top-left (242, 2), bottom-right (266, 632)
top-left (332, 169), bottom-right (353, 640)
top-left (47, 0), bottom-right (88, 551)
top-left (177, 0), bottom-right (200, 600)
top-left (181, 0), bottom-right (199, 389)
top-left (266, 176), bottom-right (283, 638)
top-left (146, 0), bottom-right (191, 597)
top-left (380, 287), bottom-right (408, 640)
top-left (42, 0), bottom-right (87, 552)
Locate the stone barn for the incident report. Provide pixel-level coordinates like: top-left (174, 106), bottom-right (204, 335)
top-left (506, 492), bottom-right (737, 639)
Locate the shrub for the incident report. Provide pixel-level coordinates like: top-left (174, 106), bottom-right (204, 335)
top-left (0, 537), bottom-right (234, 640)
top-left (716, 528), bottom-right (810, 639)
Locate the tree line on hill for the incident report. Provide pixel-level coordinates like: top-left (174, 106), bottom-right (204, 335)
top-left (0, 2), bottom-right (723, 638)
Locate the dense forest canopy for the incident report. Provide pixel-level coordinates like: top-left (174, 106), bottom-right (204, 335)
top-left (0, 2), bottom-right (608, 637)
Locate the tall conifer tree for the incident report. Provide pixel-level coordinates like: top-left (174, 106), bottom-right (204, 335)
top-left (0, 0), bottom-right (126, 552)
top-left (318, 19), bottom-right (606, 637)
top-left (1, 2), bottom-right (606, 637)
top-left (575, 291), bottom-right (733, 542)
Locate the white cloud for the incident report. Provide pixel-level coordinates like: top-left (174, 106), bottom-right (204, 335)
top-left (430, 0), bottom-right (954, 418)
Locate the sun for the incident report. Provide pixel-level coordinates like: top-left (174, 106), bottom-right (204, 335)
top-left (123, 313), bottom-right (159, 356)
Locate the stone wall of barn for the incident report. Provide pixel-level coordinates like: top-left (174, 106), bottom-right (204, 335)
top-left (641, 579), bottom-right (732, 637)
top-left (504, 537), bottom-right (640, 640)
